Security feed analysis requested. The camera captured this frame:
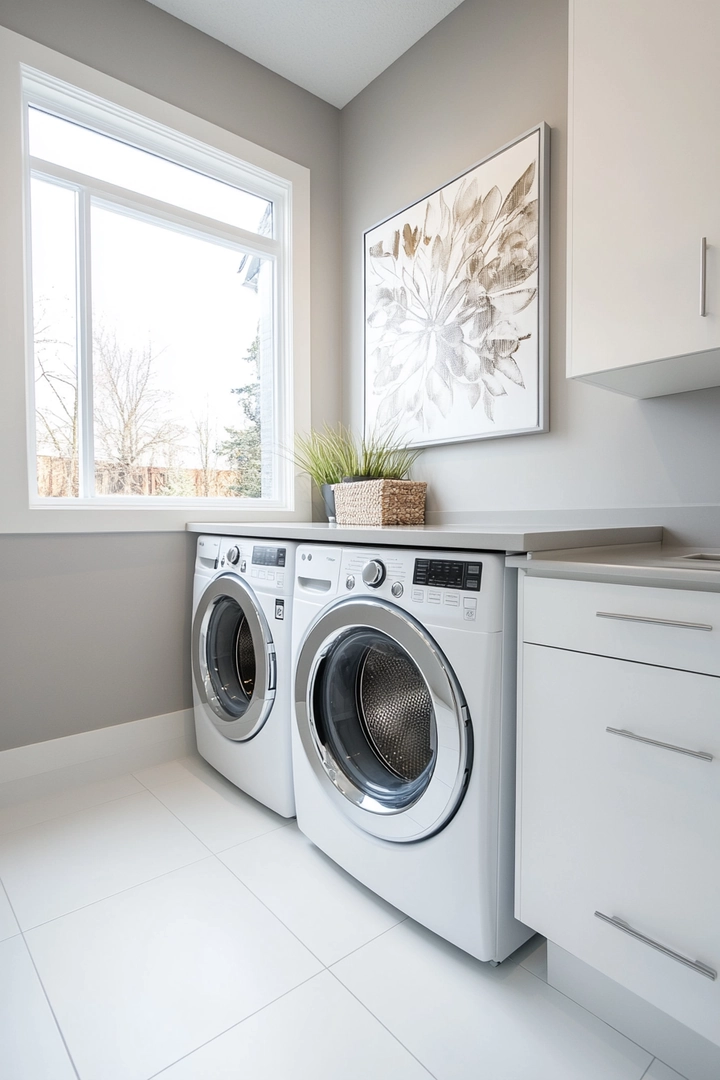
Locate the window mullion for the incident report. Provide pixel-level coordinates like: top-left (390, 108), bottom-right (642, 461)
top-left (76, 187), bottom-right (95, 498)
top-left (29, 158), bottom-right (279, 258)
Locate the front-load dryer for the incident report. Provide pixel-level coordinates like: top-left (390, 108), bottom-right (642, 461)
top-left (291, 543), bottom-right (532, 962)
top-left (192, 534), bottom-right (296, 817)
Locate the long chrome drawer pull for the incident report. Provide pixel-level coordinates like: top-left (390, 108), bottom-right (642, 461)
top-left (596, 611), bottom-right (713, 632)
top-left (595, 912), bottom-right (717, 981)
top-left (605, 727), bottom-right (713, 762)
top-left (700, 236), bottom-right (708, 317)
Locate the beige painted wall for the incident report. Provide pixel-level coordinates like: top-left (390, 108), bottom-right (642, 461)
top-left (341, 0), bottom-right (720, 524)
top-left (0, 0), bottom-right (342, 749)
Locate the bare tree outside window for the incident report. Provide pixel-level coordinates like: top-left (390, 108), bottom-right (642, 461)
top-left (34, 298), bottom-right (79, 498)
top-left (92, 327), bottom-right (187, 495)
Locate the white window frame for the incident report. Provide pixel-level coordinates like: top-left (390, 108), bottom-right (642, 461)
top-left (0, 26), bottom-right (311, 533)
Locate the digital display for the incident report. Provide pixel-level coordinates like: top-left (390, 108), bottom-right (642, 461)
top-left (252, 546), bottom-right (286, 567)
top-left (413, 559), bottom-right (482, 591)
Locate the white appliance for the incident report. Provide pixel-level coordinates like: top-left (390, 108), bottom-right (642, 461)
top-left (291, 543), bottom-right (532, 962)
top-left (192, 534), bottom-right (296, 817)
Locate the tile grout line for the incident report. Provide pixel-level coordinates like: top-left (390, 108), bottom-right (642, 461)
top-left (137, 773), bottom-right (293, 857)
top-left (326, 965), bottom-right (439, 1080)
top-left (144, 969), bottom-right (327, 1079)
top-left (19, 852), bottom-right (216, 935)
top-left (216, 842), bottom-right (410, 970)
top-left (214, 851), bottom-right (331, 969)
top-left (518, 953), bottom-right (661, 1068)
top-left (0, 878), bottom-right (82, 1080)
top-left (0, 783), bottom-right (165, 840)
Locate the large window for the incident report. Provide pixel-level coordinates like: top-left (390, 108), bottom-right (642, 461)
top-left (24, 71), bottom-right (296, 508)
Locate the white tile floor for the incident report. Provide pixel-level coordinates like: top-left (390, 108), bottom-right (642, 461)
top-left (0, 754), bottom-right (688, 1080)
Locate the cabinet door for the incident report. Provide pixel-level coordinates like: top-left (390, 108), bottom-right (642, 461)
top-left (568, 0), bottom-right (720, 378)
top-left (516, 644), bottom-right (720, 1044)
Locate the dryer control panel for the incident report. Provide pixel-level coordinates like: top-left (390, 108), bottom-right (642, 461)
top-left (413, 559), bottom-right (482, 592)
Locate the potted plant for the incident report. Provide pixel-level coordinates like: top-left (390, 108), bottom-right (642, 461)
top-left (293, 426), bottom-right (424, 524)
top-left (292, 426), bottom-right (359, 522)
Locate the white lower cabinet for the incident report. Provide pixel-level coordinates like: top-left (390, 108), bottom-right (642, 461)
top-left (516, 598), bottom-right (720, 1046)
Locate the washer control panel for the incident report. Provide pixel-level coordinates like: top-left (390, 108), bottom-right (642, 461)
top-left (336, 547), bottom-right (503, 631)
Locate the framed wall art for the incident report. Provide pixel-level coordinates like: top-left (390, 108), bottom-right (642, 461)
top-left (364, 123), bottom-right (549, 448)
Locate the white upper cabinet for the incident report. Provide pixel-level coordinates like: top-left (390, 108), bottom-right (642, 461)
top-left (567, 1), bottom-right (720, 396)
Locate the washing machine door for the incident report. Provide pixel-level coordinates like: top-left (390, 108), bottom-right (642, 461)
top-left (294, 596), bottom-right (471, 842)
top-left (192, 574), bottom-right (276, 741)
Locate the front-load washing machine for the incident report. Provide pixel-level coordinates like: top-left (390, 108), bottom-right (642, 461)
top-left (292, 543), bottom-right (532, 962)
top-left (192, 534), bottom-right (296, 817)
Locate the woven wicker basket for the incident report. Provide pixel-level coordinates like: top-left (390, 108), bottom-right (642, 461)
top-left (332, 479), bottom-right (427, 526)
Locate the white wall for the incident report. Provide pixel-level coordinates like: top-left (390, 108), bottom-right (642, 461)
top-left (340, 0), bottom-right (720, 539)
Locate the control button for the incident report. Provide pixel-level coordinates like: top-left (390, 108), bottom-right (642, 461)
top-left (259, 570), bottom-right (267, 580)
top-left (276, 574), bottom-right (284, 587)
top-left (266, 570), bottom-right (275, 580)
top-left (226, 545), bottom-right (240, 565)
top-left (391, 582), bottom-right (404, 598)
top-left (443, 593), bottom-right (460, 606)
top-left (251, 569), bottom-right (259, 578)
top-left (428, 590), bottom-right (442, 604)
top-left (463, 597), bottom-right (477, 621)
top-left (361, 560), bottom-right (386, 588)
top-left (346, 575), bottom-right (356, 590)
top-left (412, 588), bottom-right (424, 602)
top-left (465, 577), bottom-right (481, 591)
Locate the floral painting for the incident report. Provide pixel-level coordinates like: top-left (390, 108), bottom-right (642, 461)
top-left (364, 125), bottom-right (548, 447)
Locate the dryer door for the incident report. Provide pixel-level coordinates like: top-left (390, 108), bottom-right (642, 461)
top-left (192, 574), bottom-right (276, 741)
top-left (295, 597), bottom-right (471, 842)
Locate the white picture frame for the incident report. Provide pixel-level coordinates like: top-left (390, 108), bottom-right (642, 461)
top-left (364, 123), bottom-right (549, 448)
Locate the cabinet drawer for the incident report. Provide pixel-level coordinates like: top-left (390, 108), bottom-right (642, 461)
top-left (523, 575), bottom-right (720, 676)
top-left (517, 645), bottom-right (720, 1043)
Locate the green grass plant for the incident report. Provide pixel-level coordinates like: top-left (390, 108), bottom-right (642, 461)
top-left (293, 425), bottom-right (421, 488)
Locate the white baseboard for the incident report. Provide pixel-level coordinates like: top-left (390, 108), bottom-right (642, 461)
top-left (547, 941), bottom-right (720, 1080)
top-left (0, 710), bottom-right (196, 808)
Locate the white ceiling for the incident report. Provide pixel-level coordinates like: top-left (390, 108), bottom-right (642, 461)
top-left (145, 0), bottom-right (466, 108)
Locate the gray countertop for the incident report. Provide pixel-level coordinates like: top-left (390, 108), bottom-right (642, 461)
top-left (508, 542), bottom-right (720, 590)
top-left (185, 520), bottom-right (662, 553)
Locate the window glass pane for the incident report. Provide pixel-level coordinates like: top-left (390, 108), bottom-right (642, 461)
top-left (31, 178), bottom-right (79, 498)
top-left (29, 108), bottom-right (272, 236)
top-left (90, 203), bottom-right (273, 498)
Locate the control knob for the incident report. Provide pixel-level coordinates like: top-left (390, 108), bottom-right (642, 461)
top-left (226, 545), bottom-right (240, 565)
top-left (391, 582), bottom-right (404, 598)
top-left (361, 560), bottom-right (386, 588)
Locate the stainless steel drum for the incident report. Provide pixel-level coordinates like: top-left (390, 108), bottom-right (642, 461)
top-left (358, 644), bottom-right (434, 782)
top-left (294, 596), bottom-right (471, 843)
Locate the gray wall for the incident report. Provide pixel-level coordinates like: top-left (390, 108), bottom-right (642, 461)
top-left (341, 0), bottom-right (720, 530)
top-left (0, 533), bottom-right (194, 751)
top-left (0, 0), bottom-right (342, 749)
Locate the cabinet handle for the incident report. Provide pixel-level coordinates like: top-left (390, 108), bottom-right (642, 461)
top-left (700, 237), bottom-right (707, 317)
top-left (596, 611), bottom-right (712, 631)
top-left (595, 912), bottom-right (717, 981)
top-left (605, 726), bottom-right (713, 762)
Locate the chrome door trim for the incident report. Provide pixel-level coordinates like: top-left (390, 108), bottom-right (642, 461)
top-left (294, 596), bottom-right (471, 843)
top-left (192, 573), bottom-right (275, 741)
